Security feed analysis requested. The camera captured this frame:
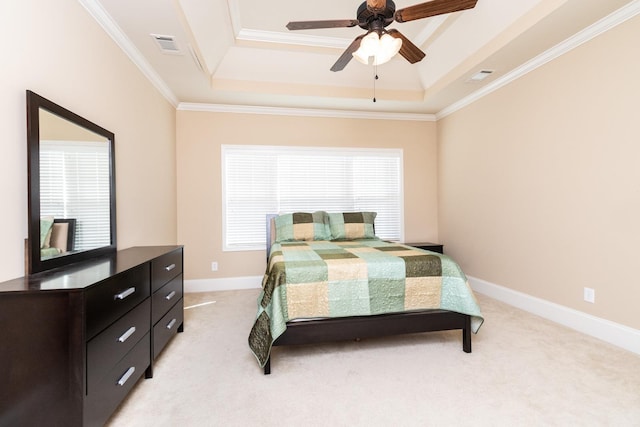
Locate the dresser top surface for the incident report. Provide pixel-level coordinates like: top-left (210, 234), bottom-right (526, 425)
top-left (0, 245), bottom-right (182, 293)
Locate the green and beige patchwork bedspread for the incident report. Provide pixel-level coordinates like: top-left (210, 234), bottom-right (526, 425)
top-left (248, 239), bottom-right (484, 367)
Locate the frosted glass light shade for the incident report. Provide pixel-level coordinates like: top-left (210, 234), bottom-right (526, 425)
top-left (352, 32), bottom-right (402, 66)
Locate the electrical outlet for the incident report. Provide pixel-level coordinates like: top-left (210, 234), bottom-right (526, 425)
top-left (583, 287), bottom-right (595, 303)
top-left (211, 261), bottom-right (218, 272)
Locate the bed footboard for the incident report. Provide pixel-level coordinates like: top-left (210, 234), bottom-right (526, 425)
top-left (264, 310), bottom-right (471, 374)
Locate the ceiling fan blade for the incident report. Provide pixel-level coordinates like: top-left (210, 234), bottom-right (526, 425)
top-left (367, 0), bottom-right (387, 12)
top-left (330, 35), bottom-right (365, 72)
top-left (286, 19), bottom-right (359, 31)
top-left (395, 0), bottom-right (477, 23)
top-left (387, 29), bottom-right (426, 64)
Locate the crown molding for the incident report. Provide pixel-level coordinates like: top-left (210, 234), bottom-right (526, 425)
top-left (237, 28), bottom-right (351, 49)
top-left (178, 102), bottom-right (435, 121)
top-left (79, 0), bottom-right (179, 107)
top-left (436, 0), bottom-right (640, 119)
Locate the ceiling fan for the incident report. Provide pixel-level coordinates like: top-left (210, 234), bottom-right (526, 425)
top-left (286, 0), bottom-right (478, 72)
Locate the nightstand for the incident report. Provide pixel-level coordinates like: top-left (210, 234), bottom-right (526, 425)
top-left (404, 242), bottom-right (444, 254)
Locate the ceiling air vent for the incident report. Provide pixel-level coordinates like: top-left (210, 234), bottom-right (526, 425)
top-left (150, 34), bottom-right (182, 55)
top-left (467, 70), bottom-right (494, 83)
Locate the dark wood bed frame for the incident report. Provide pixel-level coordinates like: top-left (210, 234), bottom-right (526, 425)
top-left (263, 214), bottom-right (472, 375)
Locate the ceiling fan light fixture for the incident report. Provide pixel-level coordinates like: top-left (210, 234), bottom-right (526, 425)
top-left (288, 0), bottom-right (478, 71)
top-left (352, 32), bottom-right (402, 66)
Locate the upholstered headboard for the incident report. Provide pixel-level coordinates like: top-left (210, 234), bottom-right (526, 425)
top-left (52, 218), bottom-right (76, 252)
top-left (52, 219), bottom-right (75, 252)
top-left (266, 214), bottom-right (278, 260)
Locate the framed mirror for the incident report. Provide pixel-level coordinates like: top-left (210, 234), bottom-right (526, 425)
top-left (26, 90), bottom-right (116, 275)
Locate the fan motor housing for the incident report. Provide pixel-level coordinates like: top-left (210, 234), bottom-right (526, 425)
top-left (357, 0), bottom-right (396, 30)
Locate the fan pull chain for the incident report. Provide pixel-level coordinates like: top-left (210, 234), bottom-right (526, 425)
top-left (373, 63), bottom-right (378, 103)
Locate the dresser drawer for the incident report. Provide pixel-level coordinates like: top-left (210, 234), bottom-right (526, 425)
top-left (152, 274), bottom-right (183, 325)
top-left (153, 299), bottom-right (183, 359)
top-left (87, 298), bottom-right (151, 394)
top-left (84, 332), bottom-right (150, 427)
top-left (86, 265), bottom-right (150, 339)
top-left (151, 249), bottom-right (183, 293)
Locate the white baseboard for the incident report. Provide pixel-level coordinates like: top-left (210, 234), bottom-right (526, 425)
top-left (468, 275), bottom-right (640, 356)
top-left (184, 276), bottom-right (262, 293)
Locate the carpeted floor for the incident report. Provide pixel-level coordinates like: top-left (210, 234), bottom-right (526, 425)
top-left (107, 290), bottom-right (640, 426)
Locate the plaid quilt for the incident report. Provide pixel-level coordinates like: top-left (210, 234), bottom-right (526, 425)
top-left (248, 239), bottom-right (484, 367)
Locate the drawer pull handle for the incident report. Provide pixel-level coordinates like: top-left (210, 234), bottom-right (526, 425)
top-left (115, 287), bottom-right (135, 300)
top-left (166, 318), bottom-right (177, 330)
top-left (165, 290), bottom-right (177, 301)
top-left (165, 263), bottom-right (176, 272)
top-left (118, 326), bottom-right (136, 343)
top-left (117, 367), bottom-right (136, 386)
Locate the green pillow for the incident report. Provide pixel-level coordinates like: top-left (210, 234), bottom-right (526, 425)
top-left (329, 212), bottom-right (377, 240)
top-left (274, 211), bottom-right (331, 242)
top-left (40, 216), bottom-right (55, 249)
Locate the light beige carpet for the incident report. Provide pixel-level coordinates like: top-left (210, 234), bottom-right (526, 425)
top-left (107, 290), bottom-right (640, 426)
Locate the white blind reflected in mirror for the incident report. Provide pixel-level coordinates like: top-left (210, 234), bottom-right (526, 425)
top-left (40, 140), bottom-right (111, 251)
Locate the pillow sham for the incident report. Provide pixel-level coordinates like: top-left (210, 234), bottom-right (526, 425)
top-left (40, 216), bottom-right (55, 249)
top-left (328, 212), bottom-right (377, 240)
top-left (274, 211), bottom-right (331, 243)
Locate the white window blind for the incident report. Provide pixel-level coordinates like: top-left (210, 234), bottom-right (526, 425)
top-left (222, 145), bottom-right (403, 251)
top-left (40, 140), bottom-right (111, 251)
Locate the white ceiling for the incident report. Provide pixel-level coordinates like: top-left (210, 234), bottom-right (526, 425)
top-left (84, 0), bottom-right (637, 116)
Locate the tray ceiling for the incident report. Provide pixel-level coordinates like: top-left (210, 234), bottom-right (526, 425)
top-left (86, 0), bottom-right (637, 115)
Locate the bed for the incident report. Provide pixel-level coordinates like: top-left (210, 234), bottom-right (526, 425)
top-left (248, 212), bottom-right (484, 374)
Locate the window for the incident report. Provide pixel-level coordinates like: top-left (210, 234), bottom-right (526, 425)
top-left (222, 145), bottom-right (403, 251)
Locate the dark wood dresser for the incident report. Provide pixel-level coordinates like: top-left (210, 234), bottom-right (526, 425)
top-left (0, 245), bottom-right (183, 427)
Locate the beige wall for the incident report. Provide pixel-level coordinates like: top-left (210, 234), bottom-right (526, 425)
top-left (40, 109), bottom-right (106, 141)
top-left (438, 14), bottom-right (640, 329)
top-left (177, 111), bottom-right (438, 279)
top-left (0, 0), bottom-right (177, 282)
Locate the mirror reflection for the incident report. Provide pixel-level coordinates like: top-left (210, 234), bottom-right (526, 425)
top-left (38, 109), bottom-right (111, 260)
